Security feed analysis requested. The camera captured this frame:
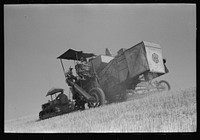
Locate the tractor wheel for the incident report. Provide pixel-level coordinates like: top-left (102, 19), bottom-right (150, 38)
top-left (157, 80), bottom-right (171, 92)
top-left (39, 111), bottom-right (43, 119)
top-left (88, 88), bottom-right (106, 108)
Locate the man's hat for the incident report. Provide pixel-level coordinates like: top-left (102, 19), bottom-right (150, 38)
top-left (80, 57), bottom-right (86, 61)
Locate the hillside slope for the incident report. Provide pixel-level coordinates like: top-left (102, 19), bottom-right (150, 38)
top-left (5, 87), bottom-right (196, 132)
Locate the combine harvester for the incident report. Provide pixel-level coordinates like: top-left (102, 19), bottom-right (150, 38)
top-left (39, 41), bottom-right (170, 120)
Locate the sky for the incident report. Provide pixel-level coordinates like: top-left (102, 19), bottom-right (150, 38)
top-left (4, 4), bottom-right (196, 120)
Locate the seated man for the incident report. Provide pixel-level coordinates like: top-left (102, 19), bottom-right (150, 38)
top-left (65, 67), bottom-right (77, 82)
top-left (75, 57), bottom-right (91, 80)
top-left (56, 91), bottom-right (69, 104)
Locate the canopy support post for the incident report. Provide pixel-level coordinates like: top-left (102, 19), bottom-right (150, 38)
top-left (74, 60), bottom-right (77, 76)
top-left (51, 95), bottom-right (53, 101)
top-left (60, 59), bottom-right (66, 77)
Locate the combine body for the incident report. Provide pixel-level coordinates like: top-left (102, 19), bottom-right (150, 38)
top-left (89, 41), bottom-right (169, 103)
top-left (39, 41), bottom-right (170, 120)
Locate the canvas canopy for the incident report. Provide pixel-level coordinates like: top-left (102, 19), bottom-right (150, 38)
top-left (57, 49), bottom-right (96, 61)
top-left (46, 88), bottom-right (64, 96)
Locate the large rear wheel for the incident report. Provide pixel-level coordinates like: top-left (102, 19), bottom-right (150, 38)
top-left (157, 80), bottom-right (171, 91)
top-left (88, 88), bottom-right (106, 108)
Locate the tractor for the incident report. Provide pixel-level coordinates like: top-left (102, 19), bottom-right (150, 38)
top-left (39, 88), bottom-right (75, 120)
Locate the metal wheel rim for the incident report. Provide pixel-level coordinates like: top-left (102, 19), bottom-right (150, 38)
top-left (89, 92), bottom-right (99, 107)
top-left (157, 82), bottom-right (169, 91)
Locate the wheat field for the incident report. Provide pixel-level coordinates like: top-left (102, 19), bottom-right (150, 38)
top-left (5, 87), bottom-right (196, 133)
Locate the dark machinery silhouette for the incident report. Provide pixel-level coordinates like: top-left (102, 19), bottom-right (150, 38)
top-left (39, 41), bottom-right (170, 120)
